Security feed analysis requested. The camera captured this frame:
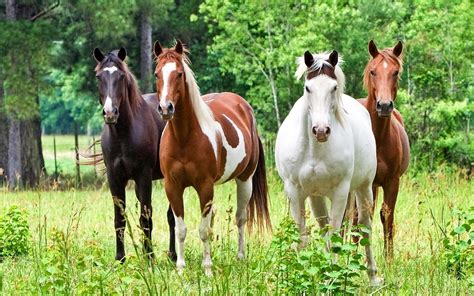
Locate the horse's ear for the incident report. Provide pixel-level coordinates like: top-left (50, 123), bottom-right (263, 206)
top-left (329, 50), bottom-right (338, 67)
top-left (153, 41), bottom-right (163, 57)
top-left (304, 51), bottom-right (314, 68)
top-left (393, 41), bottom-right (403, 57)
top-left (93, 48), bottom-right (105, 63)
top-left (118, 47), bottom-right (127, 61)
top-left (368, 40), bottom-right (379, 58)
top-left (175, 40), bottom-right (184, 54)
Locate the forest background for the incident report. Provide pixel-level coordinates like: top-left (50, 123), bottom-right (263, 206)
top-left (0, 0), bottom-right (472, 187)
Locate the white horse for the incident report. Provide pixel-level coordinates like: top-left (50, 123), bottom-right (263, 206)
top-left (275, 50), bottom-right (382, 285)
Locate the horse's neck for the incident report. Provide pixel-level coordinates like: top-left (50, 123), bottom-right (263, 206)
top-left (168, 89), bottom-right (202, 145)
top-left (367, 92), bottom-right (392, 140)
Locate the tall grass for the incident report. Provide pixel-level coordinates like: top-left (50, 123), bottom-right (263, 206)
top-left (0, 167), bottom-right (472, 294)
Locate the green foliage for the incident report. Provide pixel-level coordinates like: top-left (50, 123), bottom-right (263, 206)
top-left (0, 206), bottom-right (30, 257)
top-left (268, 216), bottom-right (368, 295)
top-left (442, 207), bottom-right (474, 288)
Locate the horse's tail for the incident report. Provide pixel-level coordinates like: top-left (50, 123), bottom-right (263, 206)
top-left (77, 139), bottom-right (104, 167)
top-left (247, 136), bottom-right (272, 232)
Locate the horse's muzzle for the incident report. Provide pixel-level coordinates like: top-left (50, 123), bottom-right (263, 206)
top-left (103, 107), bottom-right (119, 124)
top-left (376, 100), bottom-right (394, 117)
top-left (312, 126), bottom-right (331, 142)
top-left (158, 102), bottom-right (175, 121)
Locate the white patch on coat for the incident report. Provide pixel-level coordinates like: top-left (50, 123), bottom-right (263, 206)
top-left (103, 96), bottom-right (113, 113)
top-left (103, 66), bottom-right (118, 74)
top-left (160, 62), bottom-right (177, 105)
top-left (216, 115), bottom-right (246, 184)
top-left (173, 214), bottom-right (187, 269)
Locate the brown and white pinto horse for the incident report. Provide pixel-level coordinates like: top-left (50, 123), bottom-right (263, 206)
top-left (359, 40), bottom-right (410, 258)
top-left (153, 40), bottom-right (271, 275)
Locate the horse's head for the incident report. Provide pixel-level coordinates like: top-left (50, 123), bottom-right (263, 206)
top-left (296, 50), bottom-right (345, 143)
top-left (364, 40), bottom-right (403, 117)
top-left (153, 40), bottom-right (187, 121)
top-left (93, 47), bottom-right (128, 124)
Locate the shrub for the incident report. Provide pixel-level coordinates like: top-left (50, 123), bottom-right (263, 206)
top-left (442, 207), bottom-right (474, 288)
top-left (268, 216), bottom-right (368, 295)
top-left (0, 206), bottom-right (30, 257)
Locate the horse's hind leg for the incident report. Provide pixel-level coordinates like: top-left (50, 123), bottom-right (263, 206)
top-left (235, 178), bottom-right (252, 259)
top-left (166, 205), bottom-right (177, 261)
top-left (355, 185), bottom-right (383, 286)
top-left (135, 173), bottom-right (153, 258)
top-left (197, 180), bottom-right (215, 276)
top-left (381, 178), bottom-right (399, 259)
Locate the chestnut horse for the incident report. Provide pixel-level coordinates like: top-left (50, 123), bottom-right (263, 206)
top-left (358, 40), bottom-right (410, 258)
top-left (153, 41), bottom-right (271, 275)
top-left (93, 48), bottom-right (176, 262)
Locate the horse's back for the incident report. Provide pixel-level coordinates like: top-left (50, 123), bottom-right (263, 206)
top-left (203, 92), bottom-right (259, 182)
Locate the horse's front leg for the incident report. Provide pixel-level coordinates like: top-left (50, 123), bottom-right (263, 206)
top-left (381, 178), bottom-right (400, 259)
top-left (196, 180), bottom-right (215, 276)
top-left (108, 173), bottom-right (127, 262)
top-left (285, 181), bottom-right (307, 248)
top-left (164, 179), bottom-right (186, 272)
top-left (135, 172), bottom-right (153, 258)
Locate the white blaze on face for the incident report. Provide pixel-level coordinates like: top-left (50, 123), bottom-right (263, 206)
top-left (103, 66), bottom-right (118, 74)
top-left (160, 62), bottom-right (177, 106)
top-left (383, 61), bottom-right (388, 69)
top-left (103, 96), bottom-right (113, 113)
top-left (216, 115), bottom-right (246, 184)
top-left (305, 75), bottom-right (337, 130)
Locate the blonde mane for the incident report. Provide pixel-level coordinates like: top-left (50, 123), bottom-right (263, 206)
top-left (295, 52), bottom-right (346, 125)
top-left (181, 54), bottom-right (216, 131)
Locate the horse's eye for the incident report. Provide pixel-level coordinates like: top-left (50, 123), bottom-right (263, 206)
top-left (96, 75), bottom-right (101, 80)
top-left (370, 70), bottom-right (376, 76)
top-left (305, 86), bottom-right (310, 93)
top-left (393, 71), bottom-right (399, 77)
top-left (177, 72), bottom-right (183, 78)
top-left (154, 73), bottom-right (159, 79)
top-left (333, 86), bottom-right (337, 92)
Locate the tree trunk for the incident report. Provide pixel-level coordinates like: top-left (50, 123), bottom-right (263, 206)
top-left (140, 13), bottom-right (152, 93)
top-left (5, 0), bottom-right (45, 188)
top-left (0, 80), bottom-right (8, 185)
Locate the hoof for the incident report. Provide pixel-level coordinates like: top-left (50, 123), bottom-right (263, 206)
top-left (168, 251), bottom-right (177, 262)
top-left (237, 252), bottom-right (245, 260)
top-left (115, 255), bottom-right (126, 264)
top-left (204, 267), bottom-right (213, 277)
top-left (370, 276), bottom-right (384, 287)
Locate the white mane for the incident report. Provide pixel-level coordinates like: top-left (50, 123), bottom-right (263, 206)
top-left (181, 56), bottom-right (216, 131)
top-left (295, 52), bottom-right (346, 125)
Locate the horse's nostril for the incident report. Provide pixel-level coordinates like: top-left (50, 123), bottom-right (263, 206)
top-left (102, 109), bottom-right (106, 116)
top-left (157, 105), bottom-right (163, 114)
top-left (312, 126), bottom-right (317, 135)
top-left (113, 107), bottom-right (119, 115)
top-left (389, 101), bottom-right (394, 108)
top-left (167, 102), bottom-right (174, 113)
top-left (326, 127), bottom-right (331, 135)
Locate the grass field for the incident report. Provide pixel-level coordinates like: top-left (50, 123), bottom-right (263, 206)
top-left (0, 136), bottom-right (472, 294)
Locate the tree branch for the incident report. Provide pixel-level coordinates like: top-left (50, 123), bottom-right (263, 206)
top-left (30, 0), bottom-right (60, 22)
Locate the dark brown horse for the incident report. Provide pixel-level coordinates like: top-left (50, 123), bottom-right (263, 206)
top-left (153, 41), bottom-right (271, 275)
top-left (359, 40), bottom-right (410, 258)
top-left (93, 48), bottom-right (176, 261)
